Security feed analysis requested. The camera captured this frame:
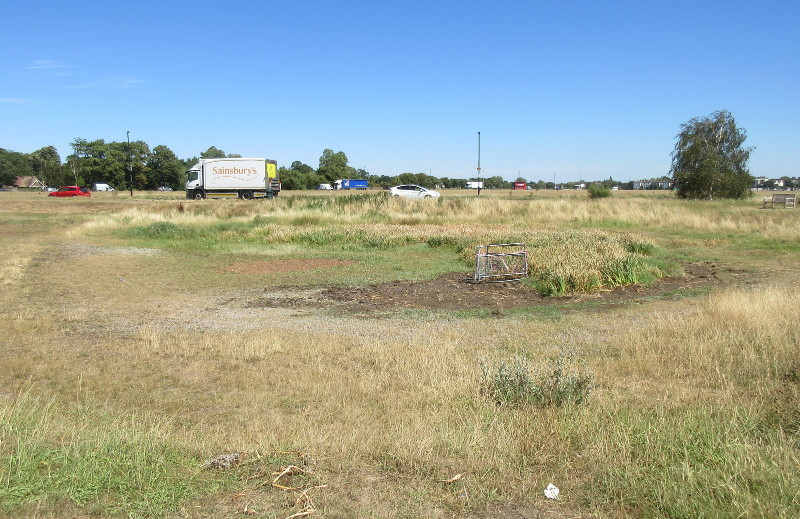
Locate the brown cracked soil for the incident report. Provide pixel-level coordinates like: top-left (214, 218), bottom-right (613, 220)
top-left (238, 261), bottom-right (754, 315)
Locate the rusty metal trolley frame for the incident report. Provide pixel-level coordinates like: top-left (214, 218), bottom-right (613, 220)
top-left (472, 243), bottom-right (529, 283)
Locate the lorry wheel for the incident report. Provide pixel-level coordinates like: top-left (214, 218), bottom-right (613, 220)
top-left (240, 190), bottom-right (253, 200)
top-left (193, 190), bottom-right (204, 200)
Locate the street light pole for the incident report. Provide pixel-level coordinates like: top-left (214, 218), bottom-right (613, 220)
top-left (126, 131), bottom-right (133, 197)
top-left (477, 131), bottom-right (481, 196)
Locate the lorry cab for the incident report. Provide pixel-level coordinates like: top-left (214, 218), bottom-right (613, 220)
top-left (186, 165), bottom-right (201, 190)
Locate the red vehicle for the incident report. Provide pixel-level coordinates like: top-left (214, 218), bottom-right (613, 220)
top-left (512, 182), bottom-right (528, 190)
top-left (48, 186), bottom-right (91, 197)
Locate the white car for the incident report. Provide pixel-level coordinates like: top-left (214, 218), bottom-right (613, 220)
top-left (389, 184), bottom-right (441, 199)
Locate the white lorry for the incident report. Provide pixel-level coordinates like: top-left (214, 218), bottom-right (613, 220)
top-left (466, 181), bottom-right (484, 189)
top-left (185, 158), bottom-right (280, 200)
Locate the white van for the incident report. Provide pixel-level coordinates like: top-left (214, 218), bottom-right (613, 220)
top-left (93, 183), bottom-right (114, 191)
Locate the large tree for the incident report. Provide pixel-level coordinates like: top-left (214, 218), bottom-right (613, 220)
top-left (147, 145), bottom-right (185, 190)
top-left (670, 110), bottom-right (754, 199)
top-left (30, 146), bottom-right (63, 187)
top-left (317, 149), bottom-right (349, 182)
top-left (200, 146), bottom-right (226, 159)
top-left (484, 175), bottom-right (506, 189)
top-left (67, 138), bottom-right (150, 189)
top-left (0, 148), bottom-right (34, 185)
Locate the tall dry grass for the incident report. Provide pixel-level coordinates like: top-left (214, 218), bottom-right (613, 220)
top-left (5, 282), bottom-right (798, 517)
top-left (75, 192), bottom-right (800, 245)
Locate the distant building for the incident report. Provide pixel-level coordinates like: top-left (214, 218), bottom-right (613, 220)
top-left (14, 176), bottom-right (46, 189)
top-left (633, 179), bottom-right (673, 190)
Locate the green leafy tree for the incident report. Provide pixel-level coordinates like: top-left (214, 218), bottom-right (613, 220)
top-left (0, 148), bottom-right (34, 185)
top-left (67, 138), bottom-right (150, 189)
top-left (317, 149), bottom-right (349, 182)
top-left (601, 176), bottom-right (616, 189)
top-left (670, 110), bottom-right (754, 199)
top-left (290, 161), bottom-right (316, 176)
top-left (147, 145), bottom-right (185, 190)
top-left (279, 162), bottom-right (326, 190)
top-left (280, 168), bottom-right (326, 190)
top-left (484, 175), bottom-right (505, 189)
top-left (396, 172), bottom-right (437, 187)
top-left (30, 146), bottom-right (63, 187)
top-left (200, 146), bottom-right (227, 159)
top-left (110, 140), bottom-right (150, 189)
top-left (182, 156), bottom-right (199, 170)
top-left (66, 139), bottom-right (115, 187)
top-left (439, 177), bottom-right (464, 189)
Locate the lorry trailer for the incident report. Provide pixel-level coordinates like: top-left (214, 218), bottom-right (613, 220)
top-left (186, 158), bottom-right (280, 200)
top-left (333, 179), bottom-right (368, 190)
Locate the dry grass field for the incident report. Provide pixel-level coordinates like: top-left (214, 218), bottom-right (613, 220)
top-left (1, 189), bottom-right (799, 518)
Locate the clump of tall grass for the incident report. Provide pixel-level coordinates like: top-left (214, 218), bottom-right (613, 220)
top-left (480, 351), bottom-right (594, 407)
top-left (459, 230), bottom-right (667, 295)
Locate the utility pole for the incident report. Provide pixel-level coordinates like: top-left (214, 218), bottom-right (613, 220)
top-left (477, 131), bottom-right (481, 196)
top-left (127, 131), bottom-right (133, 197)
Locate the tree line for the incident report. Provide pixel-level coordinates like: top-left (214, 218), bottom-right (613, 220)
top-left (0, 139), bottom-right (198, 190)
top-left (2, 112), bottom-right (774, 198)
top-left (0, 140), bottom-right (544, 191)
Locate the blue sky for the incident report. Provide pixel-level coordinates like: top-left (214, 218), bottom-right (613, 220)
top-left (1, 0), bottom-right (798, 182)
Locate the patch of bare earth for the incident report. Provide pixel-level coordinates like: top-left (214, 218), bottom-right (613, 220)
top-left (240, 261), bottom-right (754, 315)
top-left (223, 258), bottom-right (356, 274)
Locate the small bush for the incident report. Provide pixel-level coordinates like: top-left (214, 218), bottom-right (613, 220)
top-left (479, 352), bottom-right (594, 407)
top-left (588, 185), bottom-right (612, 199)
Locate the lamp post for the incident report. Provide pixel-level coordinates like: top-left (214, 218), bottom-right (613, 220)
top-left (477, 131), bottom-right (481, 196)
top-left (126, 131), bottom-right (133, 197)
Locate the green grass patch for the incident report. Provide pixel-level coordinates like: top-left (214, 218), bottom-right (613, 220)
top-left (591, 405), bottom-right (800, 518)
top-left (0, 391), bottom-right (234, 518)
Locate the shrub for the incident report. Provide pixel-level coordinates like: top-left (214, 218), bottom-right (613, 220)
top-left (479, 352), bottom-right (594, 407)
top-left (588, 185), bottom-right (612, 199)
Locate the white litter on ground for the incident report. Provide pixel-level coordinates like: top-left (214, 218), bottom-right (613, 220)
top-left (544, 483), bottom-right (560, 500)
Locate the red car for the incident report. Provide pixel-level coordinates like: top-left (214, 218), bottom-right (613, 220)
top-left (48, 186), bottom-right (91, 197)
